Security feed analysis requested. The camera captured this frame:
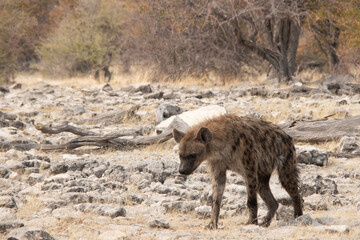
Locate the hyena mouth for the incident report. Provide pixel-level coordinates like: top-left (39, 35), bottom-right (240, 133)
top-left (179, 168), bottom-right (194, 175)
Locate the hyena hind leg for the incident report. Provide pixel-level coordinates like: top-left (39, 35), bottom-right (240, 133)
top-left (245, 173), bottom-right (258, 225)
top-left (258, 174), bottom-right (279, 227)
top-left (278, 164), bottom-right (303, 218)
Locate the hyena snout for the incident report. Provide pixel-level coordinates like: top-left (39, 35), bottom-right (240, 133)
top-left (179, 161), bottom-right (195, 175)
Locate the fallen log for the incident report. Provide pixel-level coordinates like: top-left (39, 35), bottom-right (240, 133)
top-left (1, 115), bottom-right (358, 152)
top-left (0, 116), bottom-right (189, 151)
top-left (279, 115), bottom-right (360, 143)
top-left (35, 123), bottom-right (140, 137)
top-left (35, 123), bottom-right (99, 136)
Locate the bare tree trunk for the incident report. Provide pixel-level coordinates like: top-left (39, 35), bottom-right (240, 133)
top-left (311, 19), bottom-right (340, 70)
top-left (288, 19), bottom-right (302, 75)
top-left (278, 18), bottom-right (292, 81)
top-left (238, 16), bottom-right (301, 82)
top-left (275, 17), bottom-right (302, 82)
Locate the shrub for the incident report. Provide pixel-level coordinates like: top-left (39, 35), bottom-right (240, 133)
top-left (38, 0), bottom-right (129, 78)
top-left (0, 1), bottom-right (38, 83)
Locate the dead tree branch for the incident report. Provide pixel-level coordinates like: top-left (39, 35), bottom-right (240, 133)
top-left (35, 123), bottom-right (99, 136)
top-left (0, 117), bottom-right (189, 152)
top-left (1, 114), bottom-right (358, 153)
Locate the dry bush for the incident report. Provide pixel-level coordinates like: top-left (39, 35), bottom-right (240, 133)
top-left (298, 0), bottom-right (360, 75)
top-left (38, 0), bottom-right (131, 78)
top-left (333, 48), bottom-right (360, 77)
top-left (121, 0), bottom-right (360, 83)
top-left (122, 0), bottom-right (311, 83)
top-left (0, 1), bottom-right (38, 84)
top-left (0, 0), bottom-right (77, 84)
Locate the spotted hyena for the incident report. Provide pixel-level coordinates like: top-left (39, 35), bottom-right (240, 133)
top-left (173, 114), bottom-right (303, 229)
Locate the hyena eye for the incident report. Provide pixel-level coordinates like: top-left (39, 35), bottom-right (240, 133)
top-left (187, 154), bottom-right (197, 160)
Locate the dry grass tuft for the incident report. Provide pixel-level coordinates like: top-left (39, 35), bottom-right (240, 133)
top-left (295, 140), bottom-right (340, 153)
top-left (48, 214), bottom-right (109, 240)
top-left (17, 195), bottom-right (45, 217)
top-left (347, 64), bottom-right (360, 80)
top-left (14, 63), bottom-right (358, 91)
top-left (297, 69), bottom-right (328, 84)
top-left (15, 73), bottom-right (101, 89)
top-left (14, 67), bottom-right (265, 89)
top-left (313, 141), bottom-right (340, 153)
top-left (141, 140), bottom-right (176, 155)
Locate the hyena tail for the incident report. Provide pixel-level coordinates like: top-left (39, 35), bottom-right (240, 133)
top-left (277, 149), bottom-right (303, 218)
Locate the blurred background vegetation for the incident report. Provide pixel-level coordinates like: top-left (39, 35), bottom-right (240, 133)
top-left (0, 0), bottom-right (359, 84)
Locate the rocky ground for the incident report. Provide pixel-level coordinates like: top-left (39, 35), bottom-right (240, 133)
top-left (0, 75), bottom-right (360, 240)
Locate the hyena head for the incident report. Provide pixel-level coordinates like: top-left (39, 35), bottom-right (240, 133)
top-left (173, 127), bottom-right (213, 175)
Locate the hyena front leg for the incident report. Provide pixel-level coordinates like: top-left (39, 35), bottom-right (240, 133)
top-left (205, 168), bottom-right (227, 230)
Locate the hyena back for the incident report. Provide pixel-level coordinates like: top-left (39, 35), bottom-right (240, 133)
top-left (173, 114), bottom-right (303, 229)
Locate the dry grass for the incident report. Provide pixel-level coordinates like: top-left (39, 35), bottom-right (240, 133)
top-left (141, 140), bottom-right (176, 155)
top-left (151, 209), bottom-right (359, 239)
top-left (14, 64), bottom-right (358, 91)
top-left (16, 195), bottom-right (45, 217)
top-left (47, 214), bottom-right (111, 240)
top-left (26, 201), bottom-right (357, 240)
top-left (227, 95), bottom-right (359, 125)
top-left (295, 140), bottom-right (340, 153)
top-left (31, 209), bottom-right (359, 240)
top-left (331, 157), bottom-right (360, 173)
top-left (297, 69), bottom-right (328, 84)
top-left (15, 73), bottom-right (100, 89)
top-left (313, 141), bottom-right (341, 153)
top-left (348, 64), bottom-right (360, 80)
top-left (109, 68), bottom-right (155, 88)
top-left (39, 107), bottom-right (62, 113)
top-left (13, 68), bottom-right (262, 89)
top-left (14, 70), bottom-right (153, 89)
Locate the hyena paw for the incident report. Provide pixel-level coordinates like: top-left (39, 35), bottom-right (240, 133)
top-left (245, 218), bottom-right (258, 225)
top-left (204, 222), bottom-right (217, 230)
top-left (259, 218), bottom-right (271, 227)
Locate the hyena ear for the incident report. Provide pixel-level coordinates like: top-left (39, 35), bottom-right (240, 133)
top-left (173, 128), bottom-right (185, 143)
top-left (196, 127), bottom-right (213, 144)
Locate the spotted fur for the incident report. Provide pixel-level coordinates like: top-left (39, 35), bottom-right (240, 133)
top-left (173, 114), bottom-right (303, 229)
